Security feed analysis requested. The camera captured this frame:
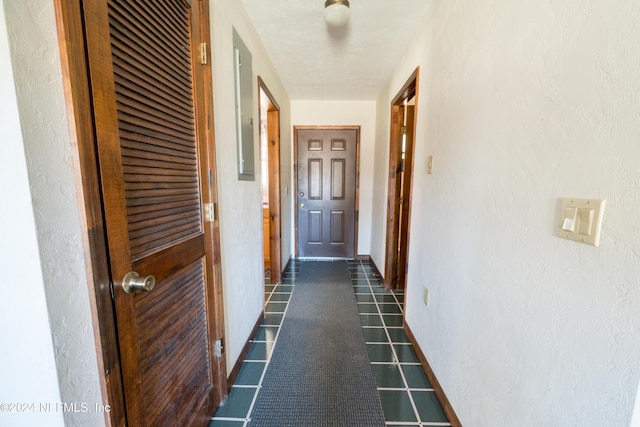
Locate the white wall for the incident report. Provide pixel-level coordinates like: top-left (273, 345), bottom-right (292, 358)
top-left (373, 0), bottom-right (640, 425)
top-left (0, 3), bottom-right (63, 426)
top-left (291, 101), bottom-right (377, 257)
top-left (210, 0), bottom-right (292, 372)
top-left (2, 1), bottom-right (104, 426)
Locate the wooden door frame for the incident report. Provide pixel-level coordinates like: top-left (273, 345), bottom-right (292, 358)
top-left (293, 126), bottom-right (360, 259)
top-left (383, 68), bottom-right (419, 289)
top-left (258, 78), bottom-right (282, 283)
top-left (54, 1), bottom-right (227, 425)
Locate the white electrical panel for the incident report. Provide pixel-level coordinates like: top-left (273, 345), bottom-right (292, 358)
top-left (557, 198), bottom-right (605, 246)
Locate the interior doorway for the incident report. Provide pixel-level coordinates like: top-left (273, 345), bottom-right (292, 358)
top-left (384, 68), bottom-right (419, 290)
top-left (258, 78), bottom-right (282, 284)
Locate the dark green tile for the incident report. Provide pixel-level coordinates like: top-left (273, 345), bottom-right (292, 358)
top-left (275, 285), bottom-right (294, 293)
top-left (214, 387), bottom-right (256, 418)
top-left (264, 285), bottom-right (275, 293)
top-left (387, 328), bottom-right (410, 343)
top-left (402, 365), bottom-right (432, 389)
top-left (269, 293), bottom-right (290, 302)
top-left (234, 362), bottom-right (265, 386)
top-left (359, 314), bottom-right (383, 326)
top-left (362, 327), bottom-right (389, 343)
top-left (374, 294), bottom-right (397, 303)
top-left (379, 304), bottom-right (402, 314)
top-left (371, 363), bottom-right (404, 388)
top-left (262, 313), bottom-right (283, 326)
top-left (378, 389), bottom-right (417, 422)
top-left (245, 342), bottom-right (274, 361)
top-left (254, 326), bottom-right (278, 341)
top-left (209, 420), bottom-right (245, 427)
top-left (366, 343), bottom-right (395, 363)
top-left (353, 286), bottom-right (370, 293)
top-left (352, 280), bottom-right (370, 286)
top-left (383, 314), bottom-right (404, 327)
top-left (355, 294), bottom-right (375, 302)
top-left (394, 344), bottom-right (419, 363)
top-left (357, 303), bottom-right (378, 314)
top-left (412, 390), bottom-right (449, 422)
top-left (265, 302), bottom-right (287, 313)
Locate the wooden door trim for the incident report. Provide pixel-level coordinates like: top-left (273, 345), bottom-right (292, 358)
top-left (384, 68), bottom-right (419, 289)
top-left (293, 125), bottom-right (360, 259)
top-left (258, 77), bottom-right (282, 283)
top-left (54, 2), bottom-right (125, 425)
top-left (53, 1), bottom-right (227, 424)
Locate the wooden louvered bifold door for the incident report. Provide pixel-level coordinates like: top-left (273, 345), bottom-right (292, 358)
top-left (83, 0), bottom-right (221, 425)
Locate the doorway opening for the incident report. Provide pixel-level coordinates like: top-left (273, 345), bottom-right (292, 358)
top-left (384, 68), bottom-right (419, 290)
top-left (258, 78), bottom-right (282, 284)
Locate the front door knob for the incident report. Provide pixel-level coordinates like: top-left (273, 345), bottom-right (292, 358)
top-left (122, 271), bottom-right (156, 294)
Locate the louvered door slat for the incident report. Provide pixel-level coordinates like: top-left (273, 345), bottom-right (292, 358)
top-left (121, 148), bottom-right (197, 169)
top-left (128, 211), bottom-right (200, 238)
top-left (135, 259), bottom-right (210, 425)
top-left (119, 132), bottom-right (195, 157)
top-left (118, 114), bottom-right (195, 146)
top-left (140, 0), bottom-right (191, 44)
top-left (128, 204), bottom-right (199, 225)
top-left (120, 129), bottom-right (195, 156)
top-left (119, 123), bottom-right (195, 150)
top-left (108, 0), bottom-right (201, 261)
top-left (114, 74), bottom-right (191, 123)
top-left (118, 95), bottom-right (196, 134)
top-left (110, 39), bottom-right (193, 102)
top-left (113, 66), bottom-right (193, 117)
top-left (114, 46), bottom-right (189, 108)
top-left (110, 1), bottom-right (190, 70)
top-left (112, 2), bottom-right (188, 82)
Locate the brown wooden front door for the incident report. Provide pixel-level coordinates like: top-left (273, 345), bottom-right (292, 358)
top-left (83, 1), bottom-right (224, 425)
top-left (296, 127), bottom-right (358, 258)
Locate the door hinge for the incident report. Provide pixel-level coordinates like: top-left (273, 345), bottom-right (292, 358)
top-left (400, 126), bottom-right (407, 135)
top-left (204, 203), bottom-right (215, 222)
top-left (199, 42), bottom-right (208, 65)
top-left (215, 339), bottom-right (223, 358)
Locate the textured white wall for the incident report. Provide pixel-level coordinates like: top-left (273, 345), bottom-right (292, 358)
top-left (210, 0), bottom-right (292, 372)
top-left (371, 93), bottom-right (392, 270)
top-left (373, 0), bottom-right (640, 425)
top-left (3, 1), bottom-right (104, 426)
top-left (0, 3), bottom-right (64, 425)
top-left (291, 100), bottom-right (377, 257)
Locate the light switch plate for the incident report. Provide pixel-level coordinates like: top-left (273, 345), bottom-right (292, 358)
top-left (426, 156), bottom-right (434, 174)
top-left (557, 198), bottom-right (605, 246)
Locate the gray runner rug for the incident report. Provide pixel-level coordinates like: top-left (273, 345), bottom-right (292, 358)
top-left (250, 261), bottom-right (386, 426)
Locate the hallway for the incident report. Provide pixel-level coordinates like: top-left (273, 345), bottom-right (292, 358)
top-left (211, 260), bottom-right (450, 426)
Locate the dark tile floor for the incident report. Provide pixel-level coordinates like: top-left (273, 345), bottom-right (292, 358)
top-left (211, 259), bottom-right (451, 426)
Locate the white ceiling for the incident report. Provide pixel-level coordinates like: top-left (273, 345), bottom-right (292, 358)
top-left (241, 0), bottom-right (432, 100)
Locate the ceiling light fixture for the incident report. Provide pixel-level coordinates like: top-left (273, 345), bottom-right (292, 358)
top-left (323, 0), bottom-right (350, 27)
